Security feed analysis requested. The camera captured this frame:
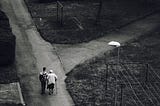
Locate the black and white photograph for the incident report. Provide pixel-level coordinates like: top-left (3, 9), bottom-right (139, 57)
top-left (0, 0), bottom-right (160, 106)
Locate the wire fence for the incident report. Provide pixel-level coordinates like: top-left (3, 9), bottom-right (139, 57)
top-left (106, 62), bottom-right (160, 106)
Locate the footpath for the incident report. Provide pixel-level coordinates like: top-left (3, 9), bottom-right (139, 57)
top-left (54, 12), bottom-right (160, 74)
top-left (0, 0), bottom-right (74, 106)
top-left (1, 0), bottom-right (160, 106)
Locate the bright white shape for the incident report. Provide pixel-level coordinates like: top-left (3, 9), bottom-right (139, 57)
top-left (39, 18), bottom-right (42, 21)
top-left (108, 41), bottom-right (121, 47)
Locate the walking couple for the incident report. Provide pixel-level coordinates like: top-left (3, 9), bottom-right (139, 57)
top-left (39, 67), bottom-right (58, 95)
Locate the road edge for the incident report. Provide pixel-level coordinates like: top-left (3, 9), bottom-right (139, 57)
top-left (17, 82), bottom-right (26, 106)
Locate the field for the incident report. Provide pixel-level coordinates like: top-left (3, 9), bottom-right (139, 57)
top-left (65, 28), bottom-right (160, 106)
top-left (25, 0), bottom-right (160, 44)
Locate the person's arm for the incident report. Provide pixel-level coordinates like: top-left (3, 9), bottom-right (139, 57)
top-left (54, 74), bottom-right (58, 81)
top-left (39, 74), bottom-right (42, 81)
top-left (47, 75), bottom-right (49, 84)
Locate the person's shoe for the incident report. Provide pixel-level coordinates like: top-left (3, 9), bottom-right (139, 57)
top-left (41, 91), bottom-right (45, 94)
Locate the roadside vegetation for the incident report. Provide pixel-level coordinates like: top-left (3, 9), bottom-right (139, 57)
top-left (0, 10), bottom-right (15, 65)
top-left (0, 10), bottom-right (18, 83)
top-left (25, 0), bottom-right (160, 44)
top-left (24, 0), bottom-right (160, 105)
top-left (65, 27), bottom-right (160, 105)
top-left (0, 9), bottom-right (19, 106)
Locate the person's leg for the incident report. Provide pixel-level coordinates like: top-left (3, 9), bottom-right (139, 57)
top-left (50, 84), bottom-right (53, 94)
top-left (51, 87), bottom-right (53, 94)
top-left (41, 82), bottom-right (45, 94)
top-left (48, 84), bottom-right (51, 95)
top-left (44, 82), bottom-right (46, 93)
top-left (49, 88), bottom-right (52, 95)
top-left (41, 82), bottom-right (43, 94)
top-left (52, 84), bottom-right (54, 94)
top-left (42, 82), bottom-right (46, 94)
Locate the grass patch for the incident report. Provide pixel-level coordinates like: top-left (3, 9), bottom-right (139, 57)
top-left (0, 10), bottom-right (18, 84)
top-left (0, 64), bottom-right (19, 84)
top-left (65, 27), bottom-right (160, 105)
top-left (25, 0), bottom-right (160, 44)
top-left (0, 10), bottom-right (15, 65)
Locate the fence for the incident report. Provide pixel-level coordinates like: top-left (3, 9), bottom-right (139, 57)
top-left (106, 62), bottom-right (160, 106)
top-left (57, 1), bottom-right (64, 26)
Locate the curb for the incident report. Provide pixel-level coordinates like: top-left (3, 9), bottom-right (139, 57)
top-left (17, 82), bottom-right (26, 106)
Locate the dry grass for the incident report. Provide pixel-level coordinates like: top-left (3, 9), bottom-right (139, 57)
top-left (25, 0), bottom-right (160, 44)
top-left (65, 27), bottom-right (160, 105)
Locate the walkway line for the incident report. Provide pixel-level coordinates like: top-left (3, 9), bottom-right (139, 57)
top-left (17, 82), bottom-right (26, 106)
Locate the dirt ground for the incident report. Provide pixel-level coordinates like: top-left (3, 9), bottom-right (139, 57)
top-left (0, 64), bottom-right (18, 84)
top-left (1, 0), bottom-right (160, 105)
top-left (65, 27), bottom-right (160, 105)
top-left (0, 10), bottom-right (18, 84)
top-left (25, 0), bottom-right (160, 44)
top-left (23, 0), bottom-right (160, 105)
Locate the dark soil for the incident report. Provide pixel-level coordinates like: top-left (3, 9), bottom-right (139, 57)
top-left (25, 0), bottom-right (160, 44)
top-left (65, 27), bottom-right (160, 106)
top-left (0, 10), bottom-right (18, 84)
top-left (0, 64), bottom-right (19, 84)
top-left (0, 10), bottom-right (16, 65)
top-left (0, 103), bottom-right (21, 106)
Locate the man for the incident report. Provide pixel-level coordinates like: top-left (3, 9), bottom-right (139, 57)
top-left (47, 70), bottom-right (57, 95)
top-left (39, 67), bottom-right (48, 94)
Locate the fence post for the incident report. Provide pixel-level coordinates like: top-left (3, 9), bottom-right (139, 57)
top-left (56, 1), bottom-right (63, 26)
top-left (120, 84), bottom-right (124, 106)
top-left (57, 1), bottom-right (58, 22)
top-left (95, 0), bottom-right (102, 25)
top-left (106, 63), bottom-right (108, 90)
top-left (61, 6), bottom-right (63, 26)
top-left (145, 63), bottom-right (149, 83)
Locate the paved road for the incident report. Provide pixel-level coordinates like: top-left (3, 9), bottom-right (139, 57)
top-left (0, 0), bottom-right (74, 106)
